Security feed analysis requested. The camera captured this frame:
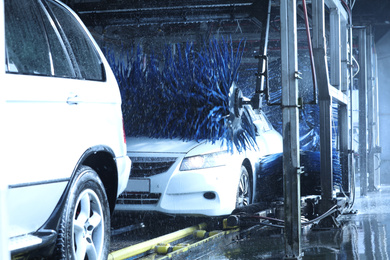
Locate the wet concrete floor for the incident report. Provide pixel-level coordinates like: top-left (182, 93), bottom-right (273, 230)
top-left (110, 185), bottom-right (390, 259)
top-left (204, 185), bottom-right (390, 259)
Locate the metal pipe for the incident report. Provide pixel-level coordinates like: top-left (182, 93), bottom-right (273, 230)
top-left (254, 0), bottom-right (272, 109)
top-left (78, 3), bottom-right (253, 14)
top-left (108, 223), bottom-right (207, 260)
top-left (301, 205), bottom-right (338, 225)
top-left (241, 204), bottom-right (339, 228)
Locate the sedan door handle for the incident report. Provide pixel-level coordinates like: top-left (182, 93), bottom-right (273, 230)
top-left (67, 94), bottom-right (80, 105)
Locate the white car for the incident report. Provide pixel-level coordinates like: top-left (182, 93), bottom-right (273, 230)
top-left (1, 0), bottom-right (131, 259)
top-left (116, 106), bottom-right (282, 216)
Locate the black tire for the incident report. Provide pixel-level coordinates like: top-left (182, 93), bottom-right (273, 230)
top-left (56, 166), bottom-right (110, 260)
top-left (236, 166), bottom-right (252, 208)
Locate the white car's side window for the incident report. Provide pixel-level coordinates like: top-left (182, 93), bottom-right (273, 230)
top-left (4, 0), bottom-right (74, 78)
top-left (38, 1), bottom-right (75, 78)
top-left (46, 1), bottom-right (105, 81)
top-left (5, 0), bottom-right (51, 75)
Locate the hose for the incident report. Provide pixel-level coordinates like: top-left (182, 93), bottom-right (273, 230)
top-left (246, 222), bottom-right (285, 229)
top-left (302, 0), bottom-right (317, 104)
top-left (340, 0), bottom-right (352, 25)
top-left (352, 55), bottom-right (360, 77)
top-left (239, 204), bottom-right (340, 228)
top-left (301, 205), bottom-right (339, 226)
top-left (244, 215), bottom-right (285, 223)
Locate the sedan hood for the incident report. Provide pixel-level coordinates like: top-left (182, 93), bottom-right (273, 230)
top-left (126, 137), bottom-right (207, 154)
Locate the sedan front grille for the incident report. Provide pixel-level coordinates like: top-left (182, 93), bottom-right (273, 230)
top-left (130, 157), bottom-right (177, 177)
top-left (117, 192), bottom-right (161, 205)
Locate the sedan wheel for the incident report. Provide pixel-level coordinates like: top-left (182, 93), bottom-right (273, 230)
top-left (236, 166), bottom-right (252, 208)
top-left (56, 166), bottom-right (110, 260)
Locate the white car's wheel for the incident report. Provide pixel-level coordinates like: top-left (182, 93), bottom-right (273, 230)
top-left (236, 166), bottom-right (252, 208)
top-left (56, 166), bottom-right (110, 260)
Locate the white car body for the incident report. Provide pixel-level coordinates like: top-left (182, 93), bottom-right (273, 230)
top-left (1, 0), bottom-right (131, 257)
top-left (116, 108), bottom-right (282, 216)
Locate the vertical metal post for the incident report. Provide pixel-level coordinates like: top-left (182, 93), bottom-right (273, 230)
top-left (341, 19), bottom-right (349, 93)
top-left (366, 26), bottom-right (376, 191)
top-left (348, 19), bottom-right (355, 199)
top-left (372, 49), bottom-right (381, 187)
top-left (280, 0), bottom-right (301, 258)
top-left (358, 28), bottom-right (368, 196)
top-left (330, 8), bottom-right (341, 89)
top-left (312, 0), bottom-right (334, 212)
top-left (340, 18), bottom-right (351, 195)
top-left (319, 97), bottom-right (334, 208)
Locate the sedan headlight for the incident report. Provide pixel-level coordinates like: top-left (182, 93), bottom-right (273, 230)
top-left (179, 151), bottom-right (229, 171)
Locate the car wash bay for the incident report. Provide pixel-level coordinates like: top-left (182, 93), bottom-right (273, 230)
top-left (107, 185), bottom-right (390, 259)
top-left (64, 0), bottom-right (389, 258)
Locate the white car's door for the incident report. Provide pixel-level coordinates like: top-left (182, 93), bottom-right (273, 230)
top-left (44, 0), bottom-right (124, 155)
top-left (3, 0), bottom-right (81, 237)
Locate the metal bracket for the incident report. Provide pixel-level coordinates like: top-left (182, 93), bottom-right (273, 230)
top-left (294, 71), bottom-right (303, 79)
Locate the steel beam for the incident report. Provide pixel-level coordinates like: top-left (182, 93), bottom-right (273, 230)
top-left (280, 0), bottom-right (301, 258)
top-left (340, 15), bottom-right (351, 196)
top-left (341, 19), bottom-right (349, 93)
top-left (372, 50), bottom-right (381, 188)
top-left (366, 26), bottom-right (375, 191)
top-left (312, 0), bottom-right (353, 217)
top-left (358, 28), bottom-right (368, 196)
top-left (365, 26), bottom-right (380, 192)
top-left (324, 0), bottom-right (348, 21)
top-left (75, 1), bottom-right (258, 27)
top-left (348, 21), bottom-right (355, 198)
top-left (330, 86), bottom-right (349, 105)
top-left (330, 8), bottom-right (341, 89)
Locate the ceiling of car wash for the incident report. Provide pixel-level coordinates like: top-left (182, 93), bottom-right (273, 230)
top-left (64, 0), bottom-right (390, 42)
top-left (65, 0), bottom-right (271, 54)
top-left (68, 0), bottom-right (264, 26)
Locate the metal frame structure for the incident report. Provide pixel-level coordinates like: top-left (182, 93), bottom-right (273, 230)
top-left (366, 26), bottom-right (381, 191)
top-left (280, 0), bottom-right (301, 258)
top-left (281, 0), bottom-right (382, 256)
top-left (281, 0), bottom-right (354, 257)
top-left (312, 0), bottom-right (352, 221)
top-left (356, 25), bottom-right (381, 196)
